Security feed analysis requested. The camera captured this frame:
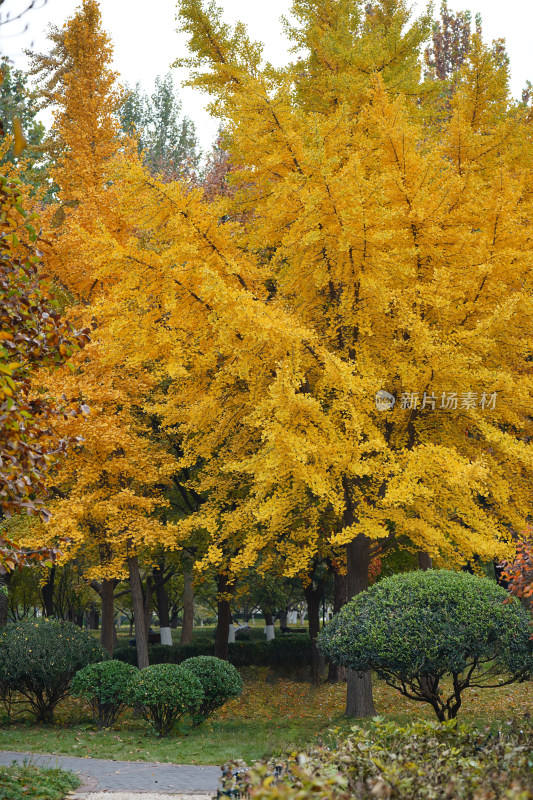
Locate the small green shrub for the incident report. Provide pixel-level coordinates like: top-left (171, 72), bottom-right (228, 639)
top-left (128, 663), bottom-right (203, 737)
top-left (0, 618), bottom-right (106, 723)
top-left (71, 660), bottom-right (137, 728)
top-left (181, 656), bottom-right (243, 723)
top-left (319, 569), bottom-right (533, 721)
top-left (229, 716), bottom-right (533, 800)
top-left (0, 761), bottom-right (80, 800)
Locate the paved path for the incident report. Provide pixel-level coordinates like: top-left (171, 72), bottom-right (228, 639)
top-left (0, 750), bottom-right (219, 796)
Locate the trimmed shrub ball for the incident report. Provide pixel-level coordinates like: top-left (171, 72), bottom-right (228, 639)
top-left (127, 663), bottom-right (203, 736)
top-left (181, 655), bottom-right (243, 723)
top-left (318, 569), bottom-right (532, 721)
top-left (71, 660), bottom-right (137, 728)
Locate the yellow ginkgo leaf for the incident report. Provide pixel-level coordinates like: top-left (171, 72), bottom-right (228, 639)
top-left (13, 117), bottom-right (28, 157)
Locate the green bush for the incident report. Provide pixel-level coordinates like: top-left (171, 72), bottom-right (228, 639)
top-left (229, 716), bottom-right (533, 800)
top-left (0, 618), bottom-right (106, 723)
top-left (0, 762), bottom-right (80, 800)
top-left (113, 637), bottom-right (310, 671)
top-left (318, 569), bottom-right (533, 721)
top-left (71, 660), bottom-right (137, 728)
top-left (228, 640), bottom-right (270, 667)
top-left (181, 656), bottom-right (243, 723)
top-left (268, 636), bottom-right (312, 669)
top-left (127, 663), bottom-right (203, 737)
top-left (113, 641), bottom-right (215, 667)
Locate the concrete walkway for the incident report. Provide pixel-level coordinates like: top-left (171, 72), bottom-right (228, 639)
top-left (0, 750), bottom-right (219, 796)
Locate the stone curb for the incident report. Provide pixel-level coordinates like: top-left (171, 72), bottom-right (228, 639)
top-left (66, 794), bottom-right (214, 799)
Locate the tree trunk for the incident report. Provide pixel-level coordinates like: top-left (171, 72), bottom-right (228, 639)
top-left (143, 575), bottom-right (152, 640)
top-left (153, 565), bottom-right (172, 646)
top-left (0, 573), bottom-right (10, 628)
top-left (88, 606), bottom-right (99, 630)
top-left (279, 609), bottom-right (288, 630)
top-left (418, 551), bottom-right (432, 570)
top-left (100, 578), bottom-right (115, 658)
top-left (215, 573), bottom-right (232, 660)
top-left (41, 566), bottom-right (55, 617)
top-left (170, 605), bottom-right (179, 628)
top-left (345, 533), bottom-right (376, 717)
top-left (328, 569), bottom-right (347, 683)
top-left (180, 572), bottom-right (194, 646)
top-left (263, 610), bottom-right (275, 641)
top-left (128, 555), bottom-right (149, 669)
top-left (304, 583), bottom-right (325, 684)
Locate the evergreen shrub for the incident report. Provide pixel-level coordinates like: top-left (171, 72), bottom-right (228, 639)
top-left (0, 618), bottom-right (105, 723)
top-left (71, 660), bottom-right (137, 728)
top-left (181, 655), bottom-right (243, 723)
top-left (127, 663), bottom-right (203, 737)
top-left (114, 636), bottom-right (310, 671)
top-left (318, 569), bottom-right (532, 720)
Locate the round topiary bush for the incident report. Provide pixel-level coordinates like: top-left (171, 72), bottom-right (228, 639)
top-left (0, 618), bottom-right (106, 723)
top-left (71, 660), bottom-right (137, 728)
top-left (318, 569), bottom-right (533, 721)
top-left (127, 663), bottom-right (203, 737)
top-left (181, 655), bottom-right (243, 723)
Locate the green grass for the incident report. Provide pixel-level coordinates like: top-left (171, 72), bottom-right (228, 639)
top-left (0, 761), bottom-right (80, 800)
top-left (0, 716), bottom-right (321, 766)
top-left (0, 669), bottom-right (530, 766)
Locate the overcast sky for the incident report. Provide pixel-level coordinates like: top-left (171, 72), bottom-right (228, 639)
top-left (0, 0), bottom-right (532, 154)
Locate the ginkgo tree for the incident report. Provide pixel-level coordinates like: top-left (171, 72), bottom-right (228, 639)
top-left (64, 0), bottom-right (533, 715)
top-left (23, 0), bottom-right (181, 666)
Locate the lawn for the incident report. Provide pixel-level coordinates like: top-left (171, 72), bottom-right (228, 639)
top-left (0, 668), bottom-right (530, 765)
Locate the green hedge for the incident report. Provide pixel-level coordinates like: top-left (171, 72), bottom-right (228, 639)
top-left (224, 716), bottom-right (533, 800)
top-left (114, 635), bottom-right (312, 670)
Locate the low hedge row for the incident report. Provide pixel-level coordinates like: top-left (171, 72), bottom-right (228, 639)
top-left (113, 635), bottom-right (313, 669)
top-left (222, 716), bottom-right (533, 799)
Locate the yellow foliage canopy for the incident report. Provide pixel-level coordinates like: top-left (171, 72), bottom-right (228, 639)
top-left (36, 1), bottom-right (533, 584)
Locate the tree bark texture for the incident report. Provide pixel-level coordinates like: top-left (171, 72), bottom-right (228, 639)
top-left (180, 572), bottom-right (194, 646)
top-left (143, 575), bottom-right (152, 639)
top-left (41, 566), bottom-right (55, 617)
top-left (263, 609), bottom-right (275, 641)
top-left (418, 551), bottom-right (433, 570)
top-left (214, 573), bottom-right (232, 660)
top-left (154, 565), bottom-right (170, 627)
top-left (345, 532), bottom-right (377, 717)
top-left (0, 573), bottom-right (10, 627)
top-left (100, 578), bottom-right (115, 658)
top-left (304, 583), bottom-right (325, 684)
top-left (128, 555), bottom-right (149, 669)
top-left (88, 607), bottom-right (99, 630)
